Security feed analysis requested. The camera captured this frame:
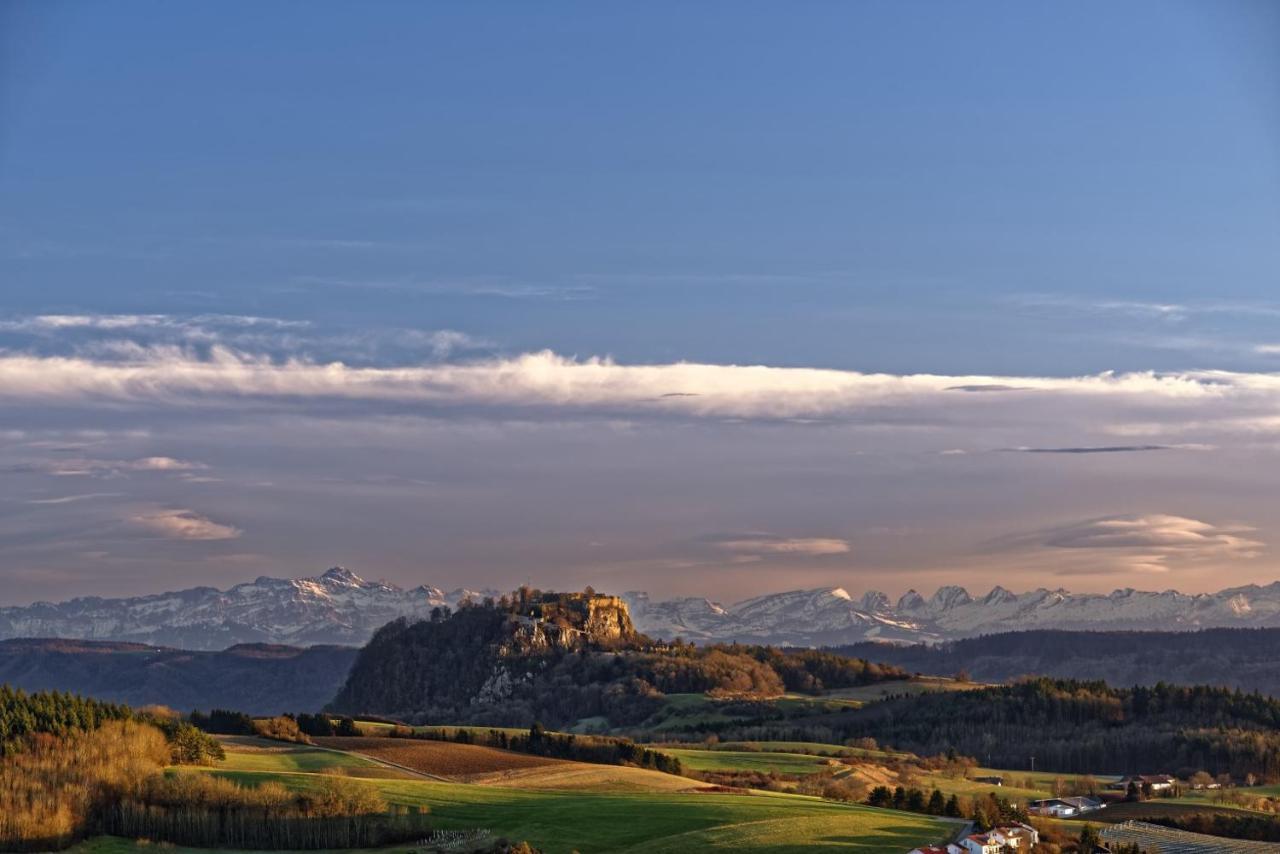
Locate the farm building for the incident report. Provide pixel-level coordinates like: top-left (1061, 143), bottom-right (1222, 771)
top-left (1059, 796), bottom-right (1103, 813)
top-left (1108, 774), bottom-right (1175, 793)
top-left (1028, 798), bottom-right (1079, 818)
top-left (1029, 796), bottom-right (1101, 817)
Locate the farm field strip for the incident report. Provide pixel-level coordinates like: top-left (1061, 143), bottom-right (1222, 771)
top-left (319, 735), bottom-right (697, 792)
top-left (1101, 820), bottom-right (1280, 853)
top-left (198, 767), bottom-right (955, 853)
top-left (214, 735), bottom-right (420, 780)
top-left (660, 747), bottom-right (836, 776)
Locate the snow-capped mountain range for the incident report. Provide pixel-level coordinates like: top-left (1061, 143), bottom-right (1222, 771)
top-left (8, 568), bottom-right (1280, 649)
top-left (622, 583), bottom-right (1280, 646)
top-left (0, 568), bottom-right (497, 650)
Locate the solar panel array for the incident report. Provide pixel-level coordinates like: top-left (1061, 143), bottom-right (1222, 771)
top-left (1100, 820), bottom-right (1280, 853)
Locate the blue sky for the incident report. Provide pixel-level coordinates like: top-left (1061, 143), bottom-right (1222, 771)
top-left (1, 2), bottom-right (1278, 604)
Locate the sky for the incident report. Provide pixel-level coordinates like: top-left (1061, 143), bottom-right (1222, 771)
top-left (1, 1), bottom-right (1279, 606)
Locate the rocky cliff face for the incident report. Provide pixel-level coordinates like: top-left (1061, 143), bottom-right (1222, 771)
top-left (515, 593), bottom-right (639, 650)
top-left (327, 590), bottom-right (646, 723)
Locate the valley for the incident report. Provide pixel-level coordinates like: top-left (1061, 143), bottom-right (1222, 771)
top-left (9, 588), bottom-right (1280, 852)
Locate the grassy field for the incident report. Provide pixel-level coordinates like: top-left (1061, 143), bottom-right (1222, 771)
top-left (216, 736), bottom-right (418, 780)
top-left (319, 736), bottom-right (693, 792)
top-left (664, 740), bottom-right (911, 760)
top-left (661, 748), bottom-right (837, 776)
top-left (67, 838), bottom-right (424, 854)
top-left (817, 677), bottom-right (987, 703)
top-left (465, 762), bottom-right (696, 793)
top-left (314, 736), bottom-right (562, 777)
top-left (199, 767), bottom-right (954, 853)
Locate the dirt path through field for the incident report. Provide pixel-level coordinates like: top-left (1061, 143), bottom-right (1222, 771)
top-left (308, 740), bottom-right (451, 782)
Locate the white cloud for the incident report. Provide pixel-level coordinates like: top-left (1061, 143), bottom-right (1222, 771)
top-left (40, 457), bottom-right (207, 477)
top-left (707, 533), bottom-right (851, 557)
top-left (25, 493), bottom-right (123, 505)
top-left (999, 514), bottom-right (1262, 574)
top-left (131, 508), bottom-right (241, 540)
top-left (401, 329), bottom-right (489, 358)
top-left (0, 313), bottom-right (306, 334)
top-left (129, 456), bottom-right (206, 471)
top-left (0, 345), bottom-right (1270, 419)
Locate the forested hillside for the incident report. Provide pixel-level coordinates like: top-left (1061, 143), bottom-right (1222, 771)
top-left (0, 639), bottom-right (358, 714)
top-left (831, 677), bottom-right (1280, 779)
top-left (329, 590), bottom-right (906, 726)
top-left (835, 628), bottom-right (1280, 695)
top-left (0, 684), bottom-right (131, 753)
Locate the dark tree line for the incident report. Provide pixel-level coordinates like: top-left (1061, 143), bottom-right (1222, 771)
top-left (189, 707), bottom-right (255, 735)
top-left (832, 677), bottom-right (1280, 778)
top-left (99, 774), bottom-right (430, 850)
top-left (833, 627), bottom-right (1280, 696)
top-left (407, 722), bottom-right (684, 775)
top-left (0, 684), bottom-right (131, 754)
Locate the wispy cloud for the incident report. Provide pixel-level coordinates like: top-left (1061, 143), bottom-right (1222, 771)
top-left (131, 508), bottom-right (241, 541)
top-left (1005, 445), bottom-right (1172, 454)
top-left (0, 314), bottom-right (307, 334)
top-left (290, 275), bottom-right (594, 301)
top-left (994, 514), bottom-right (1262, 574)
top-left (1010, 295), bottom-right (1280, 322)
top-left (25, 493), bottom-right (123, 505)
top-left (15, 456), bottom-right (208, 478)
top-left (704, 532), bottom-right (851, 558)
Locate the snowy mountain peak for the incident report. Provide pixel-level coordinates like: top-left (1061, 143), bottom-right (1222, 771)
top-left (982, 585), bottom-right (1017, 605)
top-left (859, 591), bottom-right (891, 612)
top-left (897, 590), bottom-right (927, 611)
top-left (319, 566), bottom-right (368, 586)
top-left (929, 586), bottom-right (972, 610)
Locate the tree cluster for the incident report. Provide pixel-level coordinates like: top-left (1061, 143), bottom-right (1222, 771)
top-left (408, 723), bottom-right (683, 775)
top-left (833, 677), bottom-right (1280, 778)
top-left (0, 685), bottom-right (131, 754)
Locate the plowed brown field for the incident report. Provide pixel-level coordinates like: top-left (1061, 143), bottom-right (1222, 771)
top-left (315, 736), bottom-right (696, 792)
top-left (314, 736), bottom-right (562, 777)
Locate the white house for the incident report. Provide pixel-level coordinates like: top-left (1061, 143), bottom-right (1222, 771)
top-left (958, 834), bottom-right (1004, 854)
top-left (908, 845), bottom-right (964, 854)
top-left (989, 823), bottom-right (1039, 849)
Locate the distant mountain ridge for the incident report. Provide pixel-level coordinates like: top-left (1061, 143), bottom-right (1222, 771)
top-left (0, 638), bottom-right (357, 714)
top-left (8, 568), bottom-right (1280, 649)
top-left (0, 567), bottom-right (497, 650)
top-left (621, 581), bottom-right (1280, 646)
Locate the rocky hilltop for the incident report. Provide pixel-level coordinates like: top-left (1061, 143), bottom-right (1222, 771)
top-left (327, 588), bottom-right (654, 723)
top-left (527, 592), bottom-right (637, 645)
top-left (327, 589), bottom-right (903, 727)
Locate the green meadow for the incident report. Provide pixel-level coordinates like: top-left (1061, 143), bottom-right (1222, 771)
top-left (189, 763), bottom-right (953, 853)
